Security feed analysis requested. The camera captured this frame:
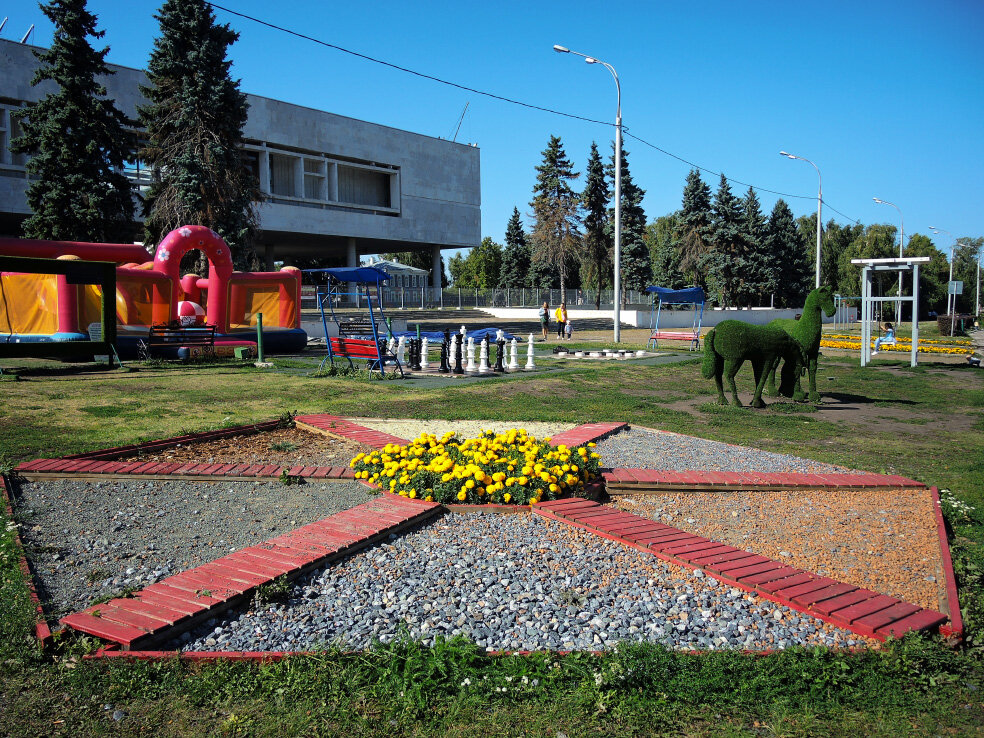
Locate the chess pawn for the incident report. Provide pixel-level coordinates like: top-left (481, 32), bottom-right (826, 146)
top-left (453, 334), bottom-right (464, 374)
top-left (493, 338), bottom-right (506, 372)
top-left (508, 338), bottom-right (520, 370)
top-left (525, 333), bottom-right (536, 371)
top-left (420, 337), bottom-right (430, 370)
top-left (396, 335), bottom-right (406, 364)
top-left (465, 336), bottom-right (476, 372)
top-left (388, 337), bottom-right (397, 356)
top-left (478, 337), bottom-right (489, 373)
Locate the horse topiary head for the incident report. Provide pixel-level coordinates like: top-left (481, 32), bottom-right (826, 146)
top-left (778, 340), bottom-right (809, 398)
top-left (806, 285), bottom-right (836, 318)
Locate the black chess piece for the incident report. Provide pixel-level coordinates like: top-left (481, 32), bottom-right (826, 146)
top-left (453, 335), bottom-right (464, 374)
top-left (438, 330), bottom-right (450, 373)
top-left (493, 337), bottom-right (506, 372)
top-left (409, 338), bottom-right (422, 370)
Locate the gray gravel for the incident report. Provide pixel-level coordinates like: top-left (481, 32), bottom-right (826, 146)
top-left (170, 512), bottom-right (864, 653)
top-left (12, 478), bottom-right (375, 617)
top-left (595, 427), bottom-right (852, 473)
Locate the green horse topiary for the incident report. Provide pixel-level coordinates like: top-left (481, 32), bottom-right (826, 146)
top-left (701, 320), bottom-right (807, 408)
top-left (766, 286), bottom-right (836, 403)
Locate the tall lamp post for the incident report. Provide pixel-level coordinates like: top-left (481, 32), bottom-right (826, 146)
top-left (930, 227), bottom-right (955, 319)
top-left (779, 151), bottom-right (822, 288)
top-left (873, 197), bottom-right (904, 323)
top-left (554, 44), bottom-right (622, 342)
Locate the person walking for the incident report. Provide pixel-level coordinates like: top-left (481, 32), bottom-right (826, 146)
top-left (538, 302), bottom-right (550, 340)
top-left (555, 302), bottom-right (568, 339)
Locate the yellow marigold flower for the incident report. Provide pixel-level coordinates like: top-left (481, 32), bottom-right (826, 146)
top-left (519, 476), bottom-right (528, 486)
top-left (588, 442), bottom-right (596, 448)
top-left (505, 477), bottom-right (514, 487)
top-left (590, 452), bottom-right (601, 459)
top-left (465, 479), bottom-right (475, 489)
top-left (425, 495), bottom-right (434, 502)
top-left (562, 464), bottom-right (570, 472)
top-left (549, 483), bottom-right (559, 493)
top-left (457, 490), bottom-right (467, 501)
top-left (503, 493), bottom-right (512, 503)
top-left (408, 490), bottom-right (417, 499)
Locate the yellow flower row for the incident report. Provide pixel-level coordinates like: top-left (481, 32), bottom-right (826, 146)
top-left (349, 428), bottom-right (602, 506)
top-left (820, 339), bottom-right (971, 355)
top-left (826, 333), bottom-right (971, 347)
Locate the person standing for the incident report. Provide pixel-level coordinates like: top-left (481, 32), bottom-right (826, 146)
top-left (538, 301), bottom-right (550, 340)
top-left (555, 302), bottom-right (568, 339)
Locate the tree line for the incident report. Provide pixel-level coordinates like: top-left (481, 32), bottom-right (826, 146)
top-left (451, 135), bottom-right (980, 314)
top-left (12, 0), bottom-right (257, 272)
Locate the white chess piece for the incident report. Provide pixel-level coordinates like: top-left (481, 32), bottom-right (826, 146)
top-left (465, 336), bottom-right (476, 372)
top-left (396, 336), bottom-right (406, 364)
top-left (460, 325), bottom-right (467, 338)
top-left (525, 333), bottom-right (536, 371)
top-left (478, 339), bottom-right (489, 373)
top-left (387, 337), bottom-right (397, 356)
top-left (496, 329), bottom-right (505, 342)
top-left (420, 337), bottom-right (430, 370)
top-left (508, 338), bottom-right (520, 370)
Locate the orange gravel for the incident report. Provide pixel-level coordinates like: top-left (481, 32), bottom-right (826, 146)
top-left (611, 488), bottom-right (946, 613)
top-left (118, 427), bottom-right (370, 468)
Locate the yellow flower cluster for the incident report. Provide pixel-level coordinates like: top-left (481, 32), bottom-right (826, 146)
top-left (349, 428), bottom-right (602, 506)
top-left (825, 333), bottom-right (972, 347)
top-left (819, 338), bottom-right (971, 355)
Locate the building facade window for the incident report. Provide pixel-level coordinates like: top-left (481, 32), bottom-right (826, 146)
top-left (269, 153), bottom-right (297, 197)
top-left (338, 165), bottom-right (390, 208)
top-left (0, 105), bottom-right (28, 168)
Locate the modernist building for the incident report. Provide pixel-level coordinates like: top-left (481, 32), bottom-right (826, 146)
top-left (0, 39), bottom-right (481, 289)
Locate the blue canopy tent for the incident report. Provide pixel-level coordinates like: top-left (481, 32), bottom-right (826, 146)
top-left (646, 286), bottom-right (706, 351)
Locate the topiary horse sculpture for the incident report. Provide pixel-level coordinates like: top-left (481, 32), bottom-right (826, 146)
top-left (701, 320), bottom-right (807, 408)
top-left (766, 286), bottom-right (836, 403)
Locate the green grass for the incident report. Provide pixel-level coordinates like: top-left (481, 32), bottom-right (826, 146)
top-left (1, 353), bottom-right (984, 735)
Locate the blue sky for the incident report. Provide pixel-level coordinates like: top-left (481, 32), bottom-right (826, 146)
top-left (5, 0), bottom-right (983, 255)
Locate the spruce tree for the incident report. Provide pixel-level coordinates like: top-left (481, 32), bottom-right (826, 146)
top-left (645, 214), bottom-right (686, 289)
top-left (740, 186), bottom-right (768, 306)
top-left (140, 0), bottom-right (257, 269)
top-left (530, 135), bottom-right (581, 302)
top-left (676, 169), bottom-right (712, 289)
top-left (765, 199), bottom-right (812, 307)
top-left (606, 145), bottom-right (651, 295)
top-left (498, 207), bottom-right (531, 288)
top-left (706, 174), bottom-right (746, 307)
top-left (11, 0), bottom-right (134, 242)
top-left (581, 142), bottom-right (610, 307)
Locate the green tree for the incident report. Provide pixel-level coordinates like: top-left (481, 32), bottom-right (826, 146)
top-left (447, 237), bottom-right (502, 288)
top-left (952, 237), bottom-right (982, 314)
top-left (839, 224), bottom-right (898, 317)
top-left (381, 250), bottom-right (447, 287)
top-left (11, 0), bottom-right (135, 242)
top-left (902, 233), bottom-right (948, 316)
top-left (676, 169), bottom-right (712, 289)
top-left (139, 0), bottom-right (257, 269)
top-left (821, 220), bottom-right (863, 295)
top-left (645, 213), bottom-right (685, 290)
top-left (705, 174), bottom-right (747, 307)
top-left (581, 142), bottom-right (610, 307)
top-left (606, 145), bottom-right (651, 295)
top-left (740, 187), bottom-right (769, 306)
top-left (765, 199), bottom-right (812, 307)
top-left (498, 207), bottom-right (531, 288)
top-left (530, 135), bottom-right (581, 302)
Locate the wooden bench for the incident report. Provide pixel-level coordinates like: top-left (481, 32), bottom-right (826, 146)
top-left (648, 330), bottom-right (700, 351)
top-left (144, 322), bottom-right (217, 360)
top-left (328, 336), bottom-right (404, 377)
top-left (338, 319), bottom-right (376, 337)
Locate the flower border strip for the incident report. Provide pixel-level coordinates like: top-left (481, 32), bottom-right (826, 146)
top-left (930, 486), bottom-right (964, 643)
top-left (1, 474), bottom-right (52, 646)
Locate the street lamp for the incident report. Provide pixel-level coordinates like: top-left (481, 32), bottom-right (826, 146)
top-left (873, 197), bottom-right (904, 323)
top-left (554, 44), bottom-right (622, 342)
top-left (779, 151), bottom-right (822, 288)
top-left (930, 227), bottom-right (955, 320)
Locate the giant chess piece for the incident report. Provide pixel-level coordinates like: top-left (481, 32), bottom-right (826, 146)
top-left (465, 336), bottom-right (476, 372)
top-left (508, 338), bottom-right (520, 370)
top-left (453, 334), bottom-right (464, 374)
top-left (478, 336), bottom-right (490, 373)
top-left (525, 333), bottom-right (537, 371)
top-left (438, 330), bottom-right (450, 373)
top-left (420, 337), bottom-right (430, 370)
top-left (493, 336), bottom-right (506, 372)
top-left (396, 335), bottom-right (406, 365)
top-left (388, 337), bottom-right (397, 357)
top-left (410, 338), bottom-right (422, 370)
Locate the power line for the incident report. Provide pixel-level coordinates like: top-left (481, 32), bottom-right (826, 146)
top-left (207, 1), bottom-right (864, 226)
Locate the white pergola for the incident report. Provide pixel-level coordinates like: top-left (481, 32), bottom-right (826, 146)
top-left (852, 256), bottom-right (930, 367)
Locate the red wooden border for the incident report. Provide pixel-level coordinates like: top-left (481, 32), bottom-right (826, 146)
top-left (930, 486), bottom-right (964, 642)
top-left (0, 475), bottom-right (52, 646)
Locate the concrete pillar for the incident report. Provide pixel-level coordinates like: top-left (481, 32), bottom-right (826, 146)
top-left (346, 238), bottom-right (358, 268)
top-left (431, 245), bottom-right (442, 290)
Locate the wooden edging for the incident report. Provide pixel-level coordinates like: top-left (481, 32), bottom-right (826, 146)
top-left (931, 486), bottom-right (965, 643)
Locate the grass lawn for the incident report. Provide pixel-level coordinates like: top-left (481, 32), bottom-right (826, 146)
top-left (2, 349), bottom-right (983, 737)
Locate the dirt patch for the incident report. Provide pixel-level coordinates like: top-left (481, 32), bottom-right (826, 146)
top-left (118, 427), bottom-right (369, 468)
top-left (612, 488), bottom-right (945, 612)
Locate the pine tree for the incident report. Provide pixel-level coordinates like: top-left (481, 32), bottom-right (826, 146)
top-left (530, 135), bottom-right (581, 302)
top-left (606, 145), bottom-right (651, 296)
top-left (765, 199), bottom-right (812, 307)
top-left (676, 169), bottom-right (712, 289)
top-left (645, 214), bottom-right (686, 289)
top-left (581, 142), bottom-right (610, 307)
top-left (705, 175), bottom-right (746, 307)
top-left (139, 0), bottom-right (257, 269)
top-left (11, 0), bottom-right (134, 242)
top-left (740, 186), bottom-right (768, 306)
top-left (498, 207), bottom-right (531, 288)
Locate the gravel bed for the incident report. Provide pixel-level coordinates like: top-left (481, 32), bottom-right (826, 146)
top-left (595, 427), bottom-right (852, 473)
top-left (352, 418), bottom-right (575, 443)
top-left (12, 478), bottom-right (375, 617)
top-left (170, 512), bottom-right (868, 653)
top-left (613, 489), bottom-right (945, 612)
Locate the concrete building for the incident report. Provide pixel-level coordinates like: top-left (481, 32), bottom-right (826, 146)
top-left (0, 39), bottom-right (481, 289)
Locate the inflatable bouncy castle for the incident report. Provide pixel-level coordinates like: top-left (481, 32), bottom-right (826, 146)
top-left (0, 225), bottom-right (306, 357)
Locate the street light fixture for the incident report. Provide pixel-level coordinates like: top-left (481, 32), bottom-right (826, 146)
top-left (930, 227), bottom-right (955, 320)
top-left (779, 151), bottom-right (822, 288)
top-left (873, 197), bottom-right (905, 323)
top-left (554, 43), bottom-right (622, 342)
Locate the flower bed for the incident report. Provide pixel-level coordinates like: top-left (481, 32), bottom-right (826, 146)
top-left (820, 338), bottom-right (971, 355)
top-left (350, 429), bottom-right (602, 505)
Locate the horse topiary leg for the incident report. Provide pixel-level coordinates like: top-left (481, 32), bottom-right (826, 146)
top-left (807, 356), bottom-right (821, 402)
top-left (764, 357), bottom-right (780, 397)
top-left (750, 358), bottom-right (769, 408)
top-left (725, 359), bottom-right (743, 406)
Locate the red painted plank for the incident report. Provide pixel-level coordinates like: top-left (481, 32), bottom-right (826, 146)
top-left (790, 583), bottom-right (859, 607)
top-left (207, 563), bottom-right (272, 587)
top-left (875, 610), bottom-right (947, 638)
top-left (707, 555), bottom-right (774, 573)
top-left (111, 599), bottom-right (190, 626)
top-left (96, 605), bottom-right (171, 632)
top-left (811, 589), bottom-right (882, 617)
top-left (142, 582), bottom-right (223, 606)
top-left (736, 564), bottom-right (800, 584)
top-left (168, 571), bottom-right (250, 596)
top-left (135, 590), bottom-right (204, 616)
top-left (754, 572), bottom-right (818, 594)
top-left (659, 539), bottom-right (718, 555)
top-left (770, 577), bottom-right (838, 600)
top-left (60, 612), bottom-right (148, 644)
top-left (685, 548), bottom-right (747, 566)
top-left (640, 532), bottom-right (702, 548)
top-left (223, 551), bottom-right (297, 577)
top-left (853, 603), bottom-right (923, 636)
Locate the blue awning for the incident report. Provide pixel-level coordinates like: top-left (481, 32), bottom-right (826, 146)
top-left (645, 286), bottom-right (705, 304)
top-left (301, 266), bottom-right (390, 283)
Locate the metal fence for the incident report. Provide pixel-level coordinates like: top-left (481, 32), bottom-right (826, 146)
top-left (302, 286), bottom-right (655, 311)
